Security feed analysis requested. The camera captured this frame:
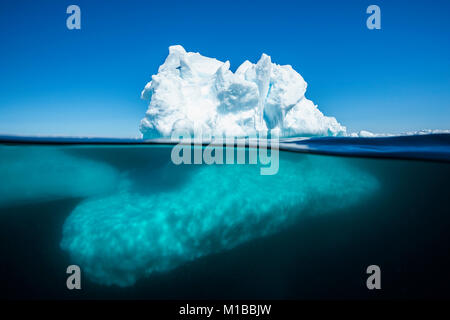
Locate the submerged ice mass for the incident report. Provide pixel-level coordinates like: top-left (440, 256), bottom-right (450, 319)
top-left (0, 147), bottom-right (119, 207)
top-left (61, 151), bottom-right (377, 287)
top-left (140, 45), bottom-right (346, 139)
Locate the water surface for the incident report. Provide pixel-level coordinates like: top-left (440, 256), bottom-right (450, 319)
top-left (0, 135), bottom-right (449, 299)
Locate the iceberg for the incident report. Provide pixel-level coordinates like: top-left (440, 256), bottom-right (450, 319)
top-left (0, 147), bottom-right (119, 207)
top-left (61, 150), bottom-right (378, 287)
top-left (140, 45), bottom-right (346, 139)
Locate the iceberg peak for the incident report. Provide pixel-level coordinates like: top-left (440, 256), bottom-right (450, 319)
top-left (140, 45), bottom-right (346, 139)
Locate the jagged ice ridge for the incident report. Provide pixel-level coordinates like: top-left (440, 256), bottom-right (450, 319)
top-left (140, 45), bottom-right (346, 139)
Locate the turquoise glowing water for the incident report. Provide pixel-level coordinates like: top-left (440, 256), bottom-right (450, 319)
top-left (0, 136), bottom-right (449, 299)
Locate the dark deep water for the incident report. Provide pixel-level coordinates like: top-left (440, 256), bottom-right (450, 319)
top-left (0, 135), bottom-right (450, 300)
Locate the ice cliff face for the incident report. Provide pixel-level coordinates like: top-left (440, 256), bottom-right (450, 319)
top-left (140, 45), bottom-right (346, 139)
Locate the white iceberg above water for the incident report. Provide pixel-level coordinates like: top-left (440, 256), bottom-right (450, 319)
top-left (140, 45), bottom-right (346, 139)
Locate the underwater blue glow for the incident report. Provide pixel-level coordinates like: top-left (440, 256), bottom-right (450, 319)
top-left (60, 150), bottom-right (378, 287)
top-left (0, 147), bottom-right (119, 207)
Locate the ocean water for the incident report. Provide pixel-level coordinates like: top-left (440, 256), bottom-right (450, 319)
top-left (0, 135), bottom-right (449, 300)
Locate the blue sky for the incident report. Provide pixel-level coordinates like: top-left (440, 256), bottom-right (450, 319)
top-left (0, 0), bottom-right (449, 137)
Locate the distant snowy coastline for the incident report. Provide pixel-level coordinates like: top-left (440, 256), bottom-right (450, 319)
top-left (350, 129), bottom-right (450, 138)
